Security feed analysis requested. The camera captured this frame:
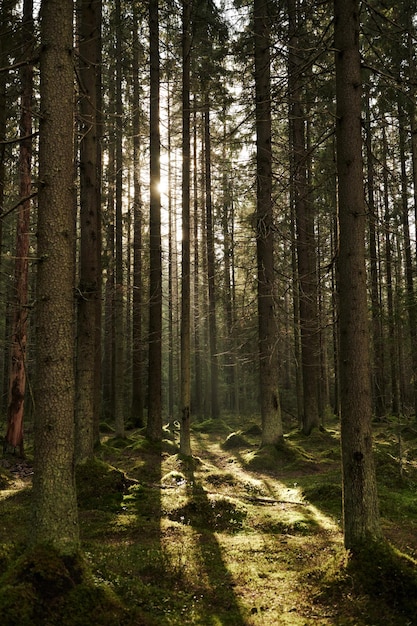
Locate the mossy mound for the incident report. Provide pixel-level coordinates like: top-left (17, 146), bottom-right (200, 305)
top-left (243, 422), bottom-right (262, 437)
top-left (374, 448), bottom-right (402, 485)
top-left (350, 542), bottom-right (417, 612)
top-left (191, 419), bottom-right (231, 434)
top-left (0, 468), bottom-right (12, 490)
top-left (245, 440), bottom-right (317, 473)
top-left (301, 481), bottom-right (342, 518)
top-left (169, 491), bottom-right (247, 533)
top-left (222, 431), bottom-right (250, 450)
top-left (0, 546), bottom-right (125, 626)
top-left (76, 458), bottom-right (132, 511)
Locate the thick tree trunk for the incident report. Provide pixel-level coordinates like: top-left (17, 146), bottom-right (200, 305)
top-left (334, 0), bottom-right (381, 550)
top-left (32, 0), bottom-right (79, 553)
top-left (254, 0), bottom-right (283, 446)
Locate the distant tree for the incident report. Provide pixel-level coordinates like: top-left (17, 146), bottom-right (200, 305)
top-left (180, 0), bottom-right (192, 455)
top-left (288, 0), bottom-right (320, 435)
top-left (131, 2), bottom-right (144, 428)
top-left (334, 0), bottom-right (381, 550)
top-left (114, 0), bottom-right (125, 438)
top-left (254, 0), bottom-right (283, 446)
top-left (204, 100), bottom-right (220, 420)
top-left (147, 0), bottom-right (163, 442)
top-left (75, 0), bottom-right (102, 462)
top-left (32, 0), bottom-right (79, 552)
top-left (4, 0), bottom-right (34, 457)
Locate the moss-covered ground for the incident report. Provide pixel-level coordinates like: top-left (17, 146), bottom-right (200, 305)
top-left (1, 414), bottom-right (417, 624)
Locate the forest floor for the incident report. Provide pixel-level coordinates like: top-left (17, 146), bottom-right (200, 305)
top-left (1, 413), bottom-right (417, 625)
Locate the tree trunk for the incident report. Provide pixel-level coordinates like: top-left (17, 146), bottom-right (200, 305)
top-left (131, 4), bottom-right (144, 428)
top-left (365, 83), bottom-right (385, 419)
top-left (114, 0), bottom-right (125, 438)
top-left (147, 0), bottom-right (163, 441)
top-left (0, 2), bottom-right (13, 411)
top-left (382, 122), bottom-right (399, 415)
top-left (334, 0), bottom-right (381, 550)
top-left (32, 0), bottom-right (79, 553)
top-left (180, 0), bottom-right (192, 455)
top-left (192, 106), bottom-right (203, 417)
top-left (254, 0), bottom-right (283, 446)
top-left (204, 99), bottom-right (220, 420)
top-left (398, 99), bottom-right (417, 420)
top-left (4, 0), bottom-right (33, 456)
top-left (75, 0), bottom-right (102, 462)
top-left (288, 0), bottom-right (320, 435)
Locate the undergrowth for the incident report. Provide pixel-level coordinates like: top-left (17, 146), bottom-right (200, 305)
top-left (0, 414), bottom-right (417, 625)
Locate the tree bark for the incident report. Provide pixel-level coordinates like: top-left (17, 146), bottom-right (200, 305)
top-left (382, 123), bottom-right (399, 416)
top-left (147, 0), bottom-right (163, 441)
top-left (334, 0), bottom-right (381, 550)
top-left (180, 0), bottom-right (192, 455)
top-left (365, 83), bottom-right (385, 419)
top-left (114, 0), bottom-right (125, 438)
top-left (254, 0), bottom-right (283, 446)
top-left (75, 0), bottom-right (102, 462)
top-left (192, 106), bottom-right (203, 417)
top-left (32, 0), bottom-right (79, 553)
top-left (131, 3), bottom-right (144, 428)
top-left (397, 99), bottom-right (417, 420)
top-left (288, 0), bottom-right (320, 435)
top-left (4, 0), bottom-right (33, 456)
top-left (204, 99), bottom-right (220, 420)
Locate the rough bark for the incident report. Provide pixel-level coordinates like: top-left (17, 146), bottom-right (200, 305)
top-left (114, 0), bottom-right (125, 438)
top-left (180, 0), bottom-right (192, 456)
top-left (147, 0), bottom-right (163, 441)
top-left (398, 99), bottom-right (417, 420)
top-left (382, 123), bottom-right (399, 416)
top-left (4, 0), bottom-right (33, 456)
top-left (192, 108), bottom-right (202, 417)
top-left (32, 0), bottom-right (79, 553)
top-left (131, 3), bottom-right (144, 428)
top-left (334, 0), bottom-right (381, 550)
top-left (288, 0), bottom-right (320, 435)
top-left (254, 0), bottom-right (283, 446)
top-left (365, 84), bottom-right (385, 419)
top-left (204, 100), bottom-right (220, 420)
top-left (75, 0), bottom-right (102, 462)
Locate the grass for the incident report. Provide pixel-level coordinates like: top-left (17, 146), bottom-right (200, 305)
top-left (1, 414), bottom-right (417, 624)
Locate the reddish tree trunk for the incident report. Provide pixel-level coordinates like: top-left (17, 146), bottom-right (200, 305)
top-left (4, 0), bottom-right (33, 456)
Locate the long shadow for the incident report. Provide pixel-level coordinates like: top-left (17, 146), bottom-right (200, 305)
top-left (194, 430), bottom-right (341, 533)
top-left (182, 461), bottom-right (247, 626)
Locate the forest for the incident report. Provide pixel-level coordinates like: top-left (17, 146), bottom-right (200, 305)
top-left (1, 0), bottom-right (417, 624)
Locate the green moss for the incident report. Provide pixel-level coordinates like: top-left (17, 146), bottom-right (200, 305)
top-left (301, 482), bottom-right (342, 518)
top-left (191, 418), bottom-right (232, 434)
top-left (169, 493), bottom-right (247, 533)
top-left (244, 440), bottom-right (318, 473)
top-left (0, 545), bottom-right (126, 626)
top-left (222, 431), bottom-right (250, 450)
top-left (348, 542), bottom-right (417, 617)
top-left (76, 458), bottom-right (130, 511)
